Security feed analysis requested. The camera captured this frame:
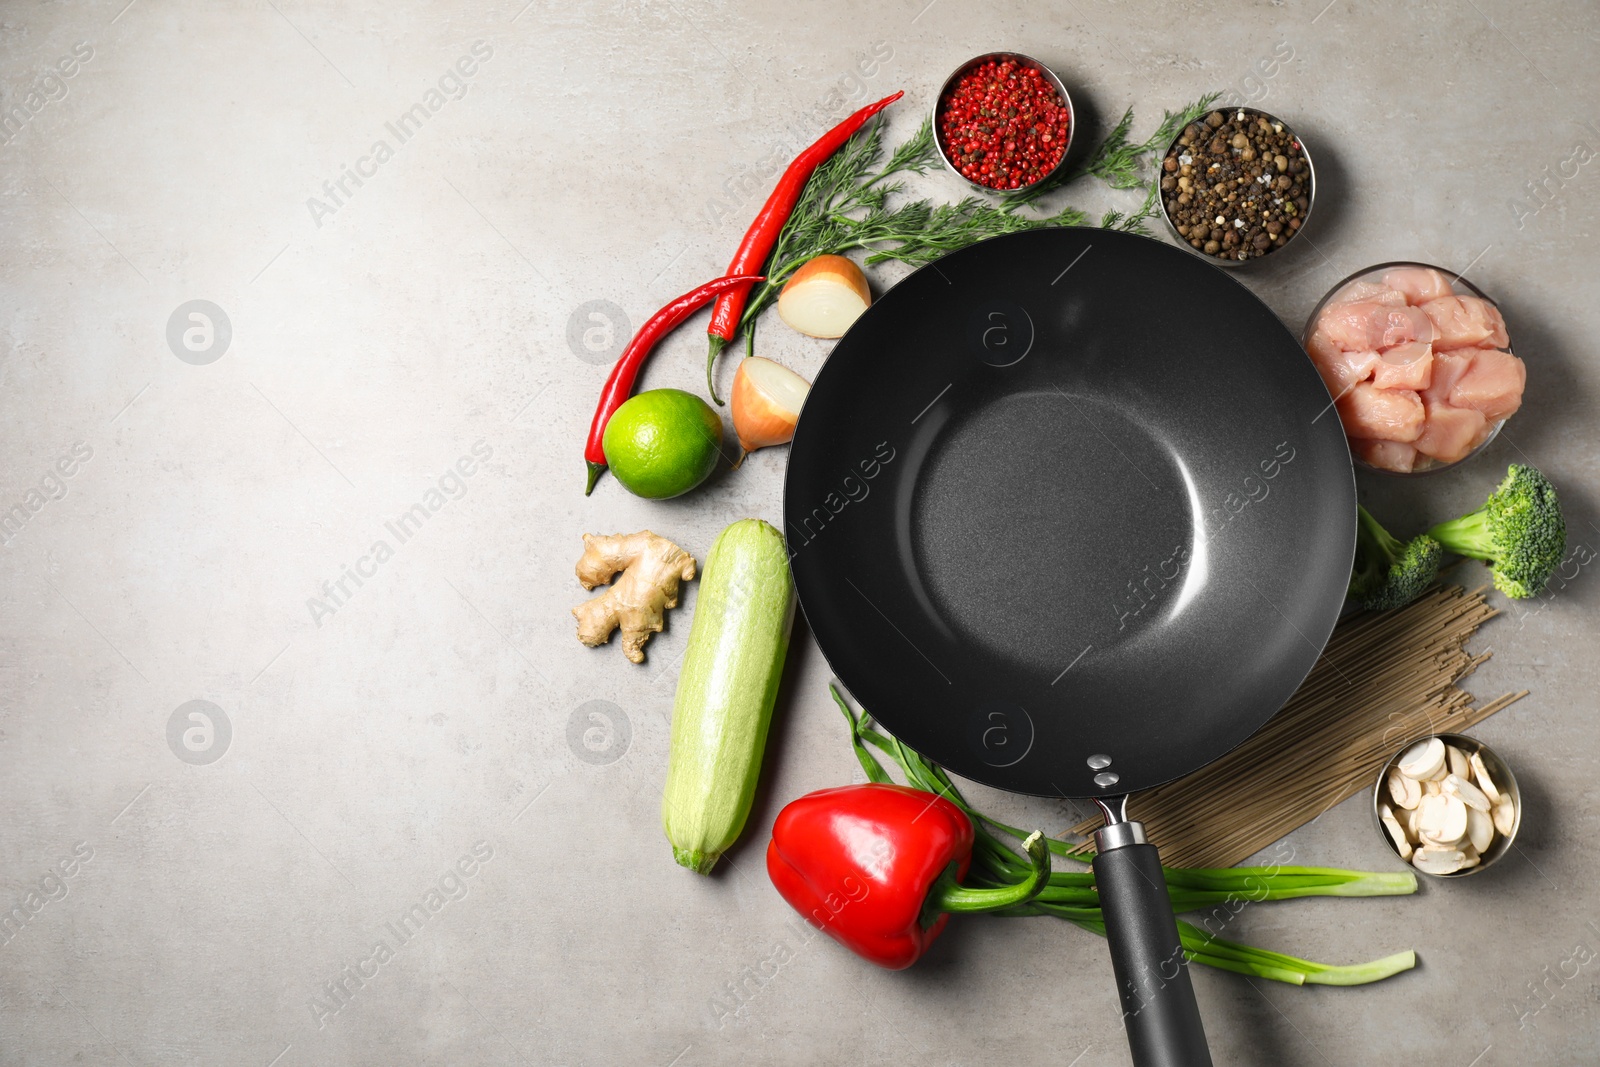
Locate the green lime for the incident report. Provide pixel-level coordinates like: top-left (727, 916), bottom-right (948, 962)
top-left (603, 388), bottom-right (723, 499)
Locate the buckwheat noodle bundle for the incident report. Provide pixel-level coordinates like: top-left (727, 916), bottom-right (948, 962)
top-left (1069, 586), bottom-right (1525, 869)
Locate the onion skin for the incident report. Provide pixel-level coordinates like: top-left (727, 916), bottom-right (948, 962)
top-left (731, 357), bottom-right (810, 454)
top-left (777, 255), bottom-right (871, 339)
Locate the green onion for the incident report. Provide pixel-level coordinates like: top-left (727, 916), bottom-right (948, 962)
top-left (831, 685), bottom-right (1418, 987)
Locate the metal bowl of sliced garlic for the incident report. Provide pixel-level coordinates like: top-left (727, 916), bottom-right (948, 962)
top-left (1372, 733), bottom-right (1521, 877)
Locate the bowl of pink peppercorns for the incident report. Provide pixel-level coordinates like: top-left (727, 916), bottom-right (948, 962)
top-left (933, 52), bottom-right (1075, 194)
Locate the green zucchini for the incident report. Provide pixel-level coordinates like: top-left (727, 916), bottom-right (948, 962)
top-left (663, 518), bottom-right (795, 874)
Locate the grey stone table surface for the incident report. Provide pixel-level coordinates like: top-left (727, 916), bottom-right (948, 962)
top-left (2, 1), bottom-right (1597, 1064)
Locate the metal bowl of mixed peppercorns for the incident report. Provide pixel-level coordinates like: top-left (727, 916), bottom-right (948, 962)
top-left (1157, 107), bottom-right (1316, 267)
top-left (933, 52), bottom-right (1075, 194)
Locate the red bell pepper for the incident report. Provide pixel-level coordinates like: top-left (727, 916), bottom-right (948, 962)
top-left (766, 783), bottom-right (1049, 970)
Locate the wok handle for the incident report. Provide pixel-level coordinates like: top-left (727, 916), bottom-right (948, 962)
top-left (1092, 824), bottom-right (1213, 1067)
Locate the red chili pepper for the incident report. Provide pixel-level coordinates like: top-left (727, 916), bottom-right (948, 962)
top-left (766, 783), bottom-right (1048, 970)
top-left (584, 273), bottom-right (763, 495)
top-left (703, 90), bottom-right (904, 404)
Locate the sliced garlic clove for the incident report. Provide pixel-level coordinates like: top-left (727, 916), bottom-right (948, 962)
top-left (1380, 807), bottom-right (1413, 860)
top-left (1413, 846), bottom-right (1468, 875)
top-left (1398, 737), bottom-right (1446, 781)
top-left (1466, 806), bottom-right (1494, 853)
top-left (1471, 752), bottom-right (1503, 806)
top-left (1493, 796), bottom-right (1517, 837)
top-left (1447, 744), bottom-right (1471, 779)
top-left (1418, 794), bottom-right (1467, 846)
top-left (1443, 773), bottom-right (1491, 812)
top-left (1388, 770), bottom-right (1421, 810)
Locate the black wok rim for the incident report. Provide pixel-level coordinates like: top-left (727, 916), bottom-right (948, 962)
top-left (783, 226), bottom-right (1356, 800)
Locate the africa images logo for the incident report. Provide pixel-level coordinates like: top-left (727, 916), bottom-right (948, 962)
top-left (0, 41), bottom-right (94, 147)
top-left (0, 442), bottom-right (92, 548)
top-left (308, 842), bottom-right (493, 1028)
top-left (306, 441), bottom-right (492, 626)
top-left (305, 42), bottom-right (493, 228)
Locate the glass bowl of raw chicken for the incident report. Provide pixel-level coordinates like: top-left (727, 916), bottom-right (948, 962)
top-left (1302, 262), bottom-right (1525, 475)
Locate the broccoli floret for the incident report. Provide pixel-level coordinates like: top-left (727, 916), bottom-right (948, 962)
top-left (1349, 504), bottom-right (1443, 611)
top-left (1427, 464), bottom-right (1567, 599)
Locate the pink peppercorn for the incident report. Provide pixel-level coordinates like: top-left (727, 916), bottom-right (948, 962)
top-left (937, 59), bottom-right (1069, 190)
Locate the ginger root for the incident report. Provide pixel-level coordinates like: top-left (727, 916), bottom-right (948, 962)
top-left (572, 530), bottom-right (697, 663)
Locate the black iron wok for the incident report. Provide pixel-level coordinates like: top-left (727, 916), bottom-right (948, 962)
top-left (783, 227), bottom-right (1355, 1067)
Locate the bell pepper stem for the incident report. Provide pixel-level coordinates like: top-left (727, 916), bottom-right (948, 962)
top-left (925, 830), bottom-right (1050, 922)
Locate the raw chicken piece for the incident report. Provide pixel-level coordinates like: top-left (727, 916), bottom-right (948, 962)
top-left (1353, 438), bottom-right (1418, 473)
top-left (1305, 329), bottom-right (1344, 364)
top-left (1467, 417), bottom-right (1497, 451)
top-left (1382, 267), bottom-right (1454, 305)
top-left (1419, 295), bottom-right (1510, 351)
top-left (1311, 346), bottom-right (1380, 395)
top-left (1336, 383), bottom-right (1425, 442)
top-left (1318, 302), bottom-right (1436, 350)
top-left (1448, 348), bottom-right (1525, 421)
top-left (1420, 349), bottom-right (1475, 405)
top-left (1413, 400), bottom-right (1488, 464)
top-left (1332, 280), bottom-right (1408, 307)
top-left (1371, 342), bottom-right (1433, 390)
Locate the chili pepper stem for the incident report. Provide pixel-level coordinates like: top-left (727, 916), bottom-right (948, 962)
top-left (585, 462), bottom-right (606, 496)
top-left (706, 336), bottom-right (727, 405)
top-left (923, 830), bottom-right (1050, 924)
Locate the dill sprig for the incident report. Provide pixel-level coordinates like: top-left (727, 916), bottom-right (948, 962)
top-left (733, 93), bottom-right (1219, 352)
top-left (1000, 92), bottom-right (1221, 210)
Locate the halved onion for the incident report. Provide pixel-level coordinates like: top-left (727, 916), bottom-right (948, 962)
top-left (777, 254), bottom-right (871, 339)
top-left (731, 357), bottom-right (810, 454)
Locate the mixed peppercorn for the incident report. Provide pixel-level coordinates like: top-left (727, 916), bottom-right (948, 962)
top-left (1161, 109), bottom-right (1311, 262)
top-left (937, 57), bottom-right (1070, 191)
